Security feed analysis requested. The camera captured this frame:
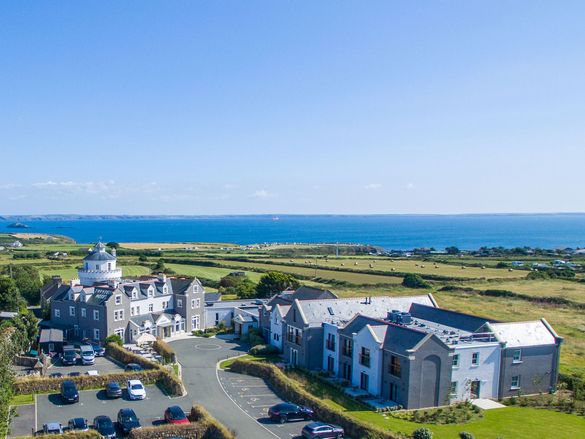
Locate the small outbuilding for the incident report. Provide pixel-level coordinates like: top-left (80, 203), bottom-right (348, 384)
top-left (39, 328), bottom-right (64, 354)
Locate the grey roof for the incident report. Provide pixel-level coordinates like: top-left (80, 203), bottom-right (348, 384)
top-left (84, 242), bottom-right (116, 261)
top-left (409, 303), bottom-right (495, 333)
top-left (170, 278), bottom-right (194, 295)
top-left (295, 294), bottom-right (436, 327)
top-left (487, 320), bottom-right (558, 347)
top-left (130, 314), bottom-right (155, 327)
top-left (267, 286), bottom-right (337, 307)
top-left (339, 314), bottom-right (387, 336)
top-left (234, 314), bottom-right (256, 323)
top-left (39, 328), bottom-right (63, 343)
top-left (87, 287), bottom-right (114, 305)
top-left (205, 292), bottom-right (222, 303)
top-left (383, 323), bottom-right (431, 355)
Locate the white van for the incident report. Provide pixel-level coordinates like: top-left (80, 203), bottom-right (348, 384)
top-left (80, 345), bottom-right (95, 365)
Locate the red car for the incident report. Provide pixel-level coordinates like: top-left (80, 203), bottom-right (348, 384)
top-left (164, 406), bottom-right (189, 424)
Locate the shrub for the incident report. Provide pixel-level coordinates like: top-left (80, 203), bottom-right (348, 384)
top-left (31, 431), bottom-right (101, 438)
top-left (402, 273), bottom-right (431, 289)
top-left (106, 342), bottom-right (159, 370)
top-left (459, 433), bottom-right (475, 439)
top-left (189, 405), bottom-right (236, 439)
top-left (249, 344), bottom-right (280, 355)
top-left (153, 337), bottom-right (176, 363)
top-left (128, 423), bottom-right (205, 439)
top-left (413, 428), bottom-right (433, 439)
top-left (104, 334), bottom-right (123, 346)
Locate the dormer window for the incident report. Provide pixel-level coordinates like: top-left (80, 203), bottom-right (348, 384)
top-left (132, 291), bottom-right (137, 300)
top-left (148, 288), bottom-right (154, 297)
top-left (95, 264), bottom-right (99, 270)
top-left (163, 286), bottom-right (168, 294)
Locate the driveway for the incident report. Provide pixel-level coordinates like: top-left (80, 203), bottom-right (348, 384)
top-left (48, 356), bottom-right (124, 376)
top-left (172, 336), bottom-right (308, 439)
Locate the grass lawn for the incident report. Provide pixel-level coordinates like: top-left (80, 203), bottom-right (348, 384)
top-left (165, 263), bottom-right (264, 282)
top-left (11, 393), bottom-right (34, 405)
top-left (353, 406), bottom-right (585, 439)
top-left (39, 264), bottom-right (151, 281)
top-left (219, 354), bottom-right (280, 369)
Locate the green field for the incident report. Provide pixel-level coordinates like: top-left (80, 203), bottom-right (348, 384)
top-left (165, 263), bottom-right (264, 282)
top-left (39, 264), bottom-right (152, 281)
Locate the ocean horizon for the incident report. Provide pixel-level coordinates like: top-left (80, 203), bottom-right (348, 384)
top-left (2, 214), bottom-right (585, 250)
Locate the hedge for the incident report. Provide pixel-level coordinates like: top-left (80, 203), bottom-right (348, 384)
top-left (229, 360), bottom-right (404, 439)
top-left (25, 430), bottom-right (101, 438)
top-left (153, 338), bottom-right (176, 363)
top-left (127, 404), bottom-right (235, 439)
top-left (105, 343), bottom-right (159, 370)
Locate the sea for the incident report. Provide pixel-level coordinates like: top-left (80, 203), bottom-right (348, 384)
top-left (2, 214), bottom-right (585, 250)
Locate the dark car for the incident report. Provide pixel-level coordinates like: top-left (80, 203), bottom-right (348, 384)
top-left (302, 422), bottom-right (344, 439)
top-left (117, 408), bottom-right (141, 434)
top-left (164, 405), bottom-right (189, 425)
top-left (49, 372), bottom-right (63, 378)
top-left (68, 371), bottom-right (81, 377)
top-left (62, 349), bottom-right (77, 366)
top-left (92, 344), bottom-right (106, 357)
top-left (106, 382), bottom-right (122, 398)
top-left (93, 416), bottom-right (116, 439)
top-left (124, 363), bottom-right (143, 372)
top-left (68, 417), bottom-right (89, 432)
top-left (60, 380), bottom-right (79, 403)
top-left (268, 403), bottom-right (314, 423)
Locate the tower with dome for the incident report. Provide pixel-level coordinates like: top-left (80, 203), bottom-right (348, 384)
top-left (77, 241), bottom-right (122, 285)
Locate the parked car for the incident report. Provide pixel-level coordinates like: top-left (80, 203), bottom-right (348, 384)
top-left (49, 372), bottom-right (63, 378)
top-left (117, 408), bottom-right (141, 434)
top-left (92, 344), bottom-right (106, 357)
top-left (80, 345), bottom-right (95, 365)
top-left (164, 405), bottom-right (189, 425)
top-left (301, 422), bottom-right (344, 439)
top-left (127, 379), bottom-right (146, 400)
top-left (68, 417), bottom-right (89, 432)
top-left (93, 416), bottom-right (116, 439)
top-left (125, 363), bottom-right (143, 372)
top-left (68, 371), bottom-right (81, 377)
top-left (60, 380), bottom-right (79, 403)
top-left (42, 422), bottom-right (63, 434)
top-left (106, 382), bottom-right (123, 398)
top-left (268, 403), bottom-right (314, 423)
top-left (85, 370), bottom-right (99, 376)
top-left (61, 346), bottom-right (77, 366)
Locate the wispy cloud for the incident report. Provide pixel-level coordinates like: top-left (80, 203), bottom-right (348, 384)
top-left (406, 182), bottom-right (415, 190)
top-left (250, 189), bottom-right (273, 199)
top-left (365, 183), bottom-right (382, 190)
top-left (31, 180), bottom-right (117, 194)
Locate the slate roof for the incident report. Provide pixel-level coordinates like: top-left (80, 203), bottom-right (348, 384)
top-left (204, 292), bottom-right (222, 303)
top-left (383, 323), bottom-right (432, 355)
top-left (267, 286), bottom-right (337, 307)
top-left (295, 294), bottom-right (436, 327)
top-left (409, 303), bottom-right (495, 333)
top-left (487, 320), bottom-right (559, 347)
top-left (339, 314), bottom-right (387, 336)
top-left (39, 328), bottom-right (63, 343)
top-left (129, 314), bottom-right (155, 327)
top-left (170, 278), bottom-right (194, 295)
top-left (369, 324), bottom-right (389, 344)
top-left (84, 242), bottom-right (116, 261)
top-left (87, 287), bottom-right (114, 305)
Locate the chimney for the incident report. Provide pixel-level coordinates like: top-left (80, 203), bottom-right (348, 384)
top-left (111, 248), bottom-right (117, 257)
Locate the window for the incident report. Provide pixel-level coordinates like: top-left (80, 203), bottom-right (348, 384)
top-left (115, 295), bottom-right (122, 305)
top-left (81, 308), bottom-right (86, 318)
top-left (114, 310), bottom-right (124, 321)
top-left (131, 307), bottom-right (135, 316)
top-left (148, 304), bottom-right (153, 312)
top-left (136, 306), bottom-right (140, 314)
top-left (450, 381), bottom-right (458, 395)
top-left (342, 363), bottom-right (352, 380)
top-left (93, 310), bottom-right (100, 321)
top-left (132, 291), bottom-right (137, 300)
top-left (389, 355), bottom-right (401, 377)
top-left (114, 328), bottom-right (124, 339)
top-left (512, 349), bottom-right (522, 363)
top-left (327, 356), bottom-right (334, 372)
top-left (54, 309), bottom-right (60, 318)
top-left (511, 375), bottom-right (521, 389)
top-left (215, 313), bottom-right (219, 325)
top-left (360, 372), bottom-right (369, 391)
top-left (326, 333), bottom-right (336, 351)
top-left (342, 338), bottom-right (353, 357)
top-left (452, 354), bottom-right (459, 368)
top-left (95, 264), bottom-right (99, 270)
top-left (360, 347), bottom-right (371, 367)
top-left (108, 263), bottom-right (112, 270)
top-left (471, 352), bottom-right (479, 366)
top-left (192, 298), bottom-right (200, 309)
top-left (93, 328), bottom-right (100, 340)
top-left (389, 383), bottom-right (398, 401)
top-left (69, 306), bottom-right (75, 317)
top-left (177, 299), bottom-right (183, 308)
top-left (148, 288), bottom-right (154, 298)
top-left (191, 315), bottom-right (200, 330)
top-left (162, 301), bottom-right (167, 309)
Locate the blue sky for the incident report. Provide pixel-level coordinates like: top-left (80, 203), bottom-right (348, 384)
top-left (1, 1), bottom-right (584, 215)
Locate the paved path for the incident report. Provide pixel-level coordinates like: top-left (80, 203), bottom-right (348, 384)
top-left (171, 336), bottom-right (281, 439)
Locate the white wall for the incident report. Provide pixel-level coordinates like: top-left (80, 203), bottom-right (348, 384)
top-left (270, 309), bottom-right (284, 350)
top-left (351, 327), bottom-right (383, 396)
top-left (205, 307), bottom-right (234, 329)
top-left (322, 323), bottom-right (339, 374)
top-left (131, 295), bottom-right (174, 316)
top-left (451, 343), bottom-right (501, 401)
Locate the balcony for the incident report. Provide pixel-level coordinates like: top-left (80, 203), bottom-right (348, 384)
top-left (326, 339), bottom-right (336, 351)
top-left (359, 354), bottom-right (371, 367)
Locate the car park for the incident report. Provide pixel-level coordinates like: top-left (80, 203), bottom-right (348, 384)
top-left (92, 344), bottom-right (106, 357)
top-left (80, 345), bottom-right (96, 365)
top-left (93, 416), bottom-right (116, 439)
top-left (60, 380), bottom-right (79, 404)
top-left (42, 422), bottom-right (63, 434)
top-left (268, 403), bottom-right (314, 423)
top-left (61, 346), bottom-right (77, 366)
top-left (164, 405), bottom-right (189, 425)
top-left (106, 382), bottom-right (123, 398)
top-left (127, 379), bottom-right (146, 400)
top-left (117, 408), bottom-right (141, 434)
top-left (68, 417), bottom-right (89, 432)
top-left (124, 363), bottom-right (143, 372)
top-left (301, 421), bottom-right (344, 439)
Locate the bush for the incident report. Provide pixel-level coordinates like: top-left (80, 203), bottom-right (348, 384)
top-left (402, 273), bottom-right (431, 289)
top-left (189, 405), bottom-right (236, 439)
top-left (230, 360), bottom-right (400, 439)
top-left (104, 334), bottom-right (123, 346)
top-left (249, 344), bottom-right (280, 355)
top-left (413, 428), bottom-right (433, 439)
top-left (153, 338), bottom-right (176, 363)
top-left (31, 431), bottom-right (101, 438)
top-left (459, 433), bottom-right (475, 439)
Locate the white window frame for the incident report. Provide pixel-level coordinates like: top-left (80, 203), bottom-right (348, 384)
top-left (115, 295), bottom-right (122, 305)
top-left (452, 353), bottom-right (459, 368)
top-left (93, 328), bottom-right (100, 340)
top-left (81, 307), bottom-right (86, 318)
top-left (511, 375), bottom-right (521, 389)
top-left (471, 352), bottom-right (479, 366)
top-left (54, 309), bottom-right (60, 318)
top-left (93, 310), bottom-right (100, 321)
top-left (191, 315), bottom-right (200, 330)
top-left (69, 306), bottom-right (75, 317)
top-left (512, 349), bottom-right (522, 363)
top-left (450, 381), bottom-right (458, 396)
top-left (148, 304), bottom-right (154, 312)
top-left (177, 299), bottom-right (183, 308)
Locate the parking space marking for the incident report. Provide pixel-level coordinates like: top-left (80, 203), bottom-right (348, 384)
top-left (251, 404), bottom-right (276, 408)
top-left (241, 393), bottom-right (275, 398)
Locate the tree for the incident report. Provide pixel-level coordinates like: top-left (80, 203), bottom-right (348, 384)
top-left (445, 246), bottom-right (460, 255)
top-left (235, 279), bottom-right (257, 299)
top-left (413, 428), bottom-right (433, 439)
top-left (0, 277), bottom-right (25, 311)
top-left (0, 327), bottom-right (18, 436)
top-left (255, 272), bottom-right (300, 298)
top-left (106, 242), bottom-right (120, 249)
top-left (402, 273), bottom-right (431, 289)
top-left (0, 310), bottom-right (38, 353)
top-left (2, 265), bottom-right (42, 305)
top-left (138, 255), bottom-right (148, 262)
